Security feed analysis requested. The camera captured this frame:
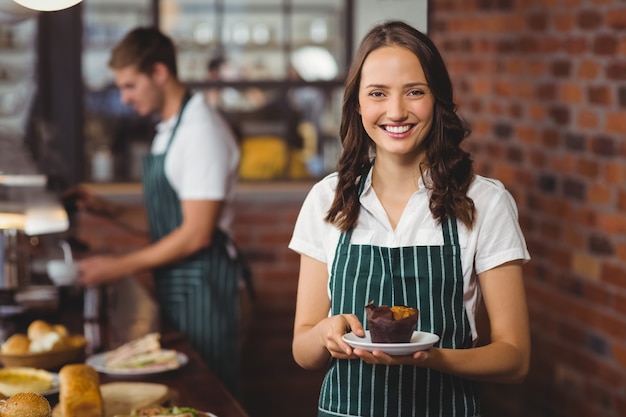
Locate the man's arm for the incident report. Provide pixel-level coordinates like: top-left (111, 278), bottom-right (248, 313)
top-left (79, 199), bottom-right (223, 286)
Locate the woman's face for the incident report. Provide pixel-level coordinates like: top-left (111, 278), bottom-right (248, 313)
top-left (358, 45), bottom-right (434, 161)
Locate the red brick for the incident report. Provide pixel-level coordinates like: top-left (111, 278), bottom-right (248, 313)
top-left (575, 157), bottom-right (599, 178)
top-left (587, 85), bottom-right (612, 105)
top-left (597, 213), bottom-right (626, 235)
top-left (539, 37), bottom-right (563, 54)
top-left (528, 103), bottom-right (548, 121)
top-left (553, 12), bottom-right (576, 31)
top-left (515, 125), bottom-right (538, 145)
top-left (614, 292), bottom-right (626, 316)
top-left (560, 82), bottom-right (584, 103)
top-left (618, 190), bottom-right (626, 211)
top-left (566, 204), bottom-right (597, 228)
top-left (600, 262), bottom-right (626, 291)
top-left (614, 342), bottom-right (626, 371)
top-left (593, 34), bottom-right (619, 54)
top-left (605, 162), bottom-right (626, 184)
top-left (577, 9), bottom-right (604, 30)
top-left (606, 8), bottom-right (626, 29)
top-left (527, 59), bottom-right (549, 76)
top-left (587, 182), bottom-right (611, 205)
top-left (607, 62), bottom-right (626, 80)
top-left (529, 149), bottom-right (546, 168)
top-left (578, 59), bottom-right (602, 79)
top-left (577, 109), bottom-right (599, 129)
top-left (606, 111), bottom-right (626, 134)
top-left (565, 36), bottom-right (589, 54)
top-left (563, 227), bottom-right (586, 249)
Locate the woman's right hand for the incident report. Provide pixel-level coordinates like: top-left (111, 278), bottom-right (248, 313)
top-left (318, 314), bottom-right (365, 359)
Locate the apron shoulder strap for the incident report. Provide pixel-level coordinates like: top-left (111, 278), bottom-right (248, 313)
top-left (164, 90), bottom-right (193, 153)
top-left (442, 216), bottom-right (460, 246)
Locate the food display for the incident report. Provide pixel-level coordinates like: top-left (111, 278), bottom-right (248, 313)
top-left (0, 392), bottom-right (52, 417)
top-left (56, 364), bottom-right (103, 417)
top-left (0, 367), bottom-right (55, 396)
top-left (0, 320), bottom-right (86, 370)
top-left (103, 333), bottom-right (180, 371)
top-left (365, 302), bottom-right (419, 343)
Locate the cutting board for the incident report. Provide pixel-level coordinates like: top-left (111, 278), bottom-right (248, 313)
top-left (101, 382), bottom-right (170, 417)
top-left (51, 382), bottom-right (171, 417)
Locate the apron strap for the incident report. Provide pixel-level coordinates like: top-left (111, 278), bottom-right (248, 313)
top-left (442, 216), bottom-right (460, 247)
top-left (164, 90), bottom-right (193, 153)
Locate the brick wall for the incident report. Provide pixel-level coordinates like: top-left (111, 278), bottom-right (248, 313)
top-left (429, 1), bottom-right (626, 416)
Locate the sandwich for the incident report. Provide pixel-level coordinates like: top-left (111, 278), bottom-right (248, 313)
top-left (104, 333), bottom-right (179, 371)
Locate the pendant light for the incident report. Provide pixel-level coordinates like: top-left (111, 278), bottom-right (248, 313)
top-left (11, 0), bottom-right (82, 11)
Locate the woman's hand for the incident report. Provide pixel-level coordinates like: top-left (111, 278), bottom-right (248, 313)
top-left (350, 347), bottom-right (432, 366)
top-left (318, 314), bottom-right (365, 360)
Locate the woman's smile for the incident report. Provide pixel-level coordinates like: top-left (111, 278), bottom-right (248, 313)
top-left (381, 123), bottom-right (415, 136)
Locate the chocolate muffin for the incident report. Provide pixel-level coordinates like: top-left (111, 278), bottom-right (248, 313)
top-left (365, 302), bottom-right (419, 343)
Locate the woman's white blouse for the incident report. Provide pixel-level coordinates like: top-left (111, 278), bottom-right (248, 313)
top-left (289, 170), bottom-right (531, 341)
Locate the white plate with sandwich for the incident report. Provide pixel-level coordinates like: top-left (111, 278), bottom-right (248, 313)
top-left (85, 333), bottom-right (188, 375)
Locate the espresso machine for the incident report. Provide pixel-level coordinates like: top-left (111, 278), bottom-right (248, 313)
top-left (0, 170), bottom-right (69, 340)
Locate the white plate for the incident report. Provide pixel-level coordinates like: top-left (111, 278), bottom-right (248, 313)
top-left (342, 331), bottom-right (440, 356)
top-left (41, 372), bottom-right (60, 396)
top-left (85, 350), bottom-right (188, 375)
top-left (2, 373), bottom-right (59, 396)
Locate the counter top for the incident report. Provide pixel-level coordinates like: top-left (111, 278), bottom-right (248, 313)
top-left (82, 180), bottom-right (315, 203)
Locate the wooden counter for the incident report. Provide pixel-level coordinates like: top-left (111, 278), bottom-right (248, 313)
top-left (1, 284), bottom-right (250, 417)
top-left (95, 330), bottom-right (249, 417)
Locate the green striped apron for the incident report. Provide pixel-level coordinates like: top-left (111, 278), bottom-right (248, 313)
top-left (142, 92), bottom-right (241, 397)
top-left (319, 174), bottom-right (480, 417)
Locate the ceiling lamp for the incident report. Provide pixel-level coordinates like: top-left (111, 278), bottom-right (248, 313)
top-left (11, 0), bottom-right (82, 11)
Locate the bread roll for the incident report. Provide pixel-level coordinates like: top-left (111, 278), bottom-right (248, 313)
top-left (1, 333), bottom-right (30, 354)
top-left (0, 392), bottom-right (51, 417)
top-left (27, 320), bottom-right (54, 341)
top-left (29, 331), bottom-right (65, 353)
top-left (53, 324), bottom-right (69, 338)
top-left (58, 364), bottom-right (103, 417)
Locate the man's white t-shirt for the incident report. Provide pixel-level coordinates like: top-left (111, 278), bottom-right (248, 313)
top-left (151, 92), bottom-right (240, 235)
top-left (289, 170), bottom-right (531, 341)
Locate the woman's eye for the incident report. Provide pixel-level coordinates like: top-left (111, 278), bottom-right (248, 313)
top-left (408, 89), bottom-right (425, 96)
top-left (369, 91), bottom-right (385, 97)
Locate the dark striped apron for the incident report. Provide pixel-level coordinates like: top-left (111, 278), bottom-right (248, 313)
top-left (319, 174), bottom-right (480, 417)
top-left (142, 92), bottom-right (241, 397)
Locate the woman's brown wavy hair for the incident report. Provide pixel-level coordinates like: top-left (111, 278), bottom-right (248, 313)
top-left (325, 20), bottom-right (475, 232)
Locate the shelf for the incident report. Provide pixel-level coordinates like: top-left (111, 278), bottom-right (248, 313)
top-left (80, 0), bottom-right (350, 181)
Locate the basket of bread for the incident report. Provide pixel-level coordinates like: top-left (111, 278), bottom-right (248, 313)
top-left (0, 319), bottom-right (87, 370)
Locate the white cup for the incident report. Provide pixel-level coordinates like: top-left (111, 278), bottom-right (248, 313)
top-left (46, 260), bottom-right (79, 286)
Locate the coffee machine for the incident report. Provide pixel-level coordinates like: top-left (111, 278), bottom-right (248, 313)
top-left (0, 174), bottom-right (69, 339)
